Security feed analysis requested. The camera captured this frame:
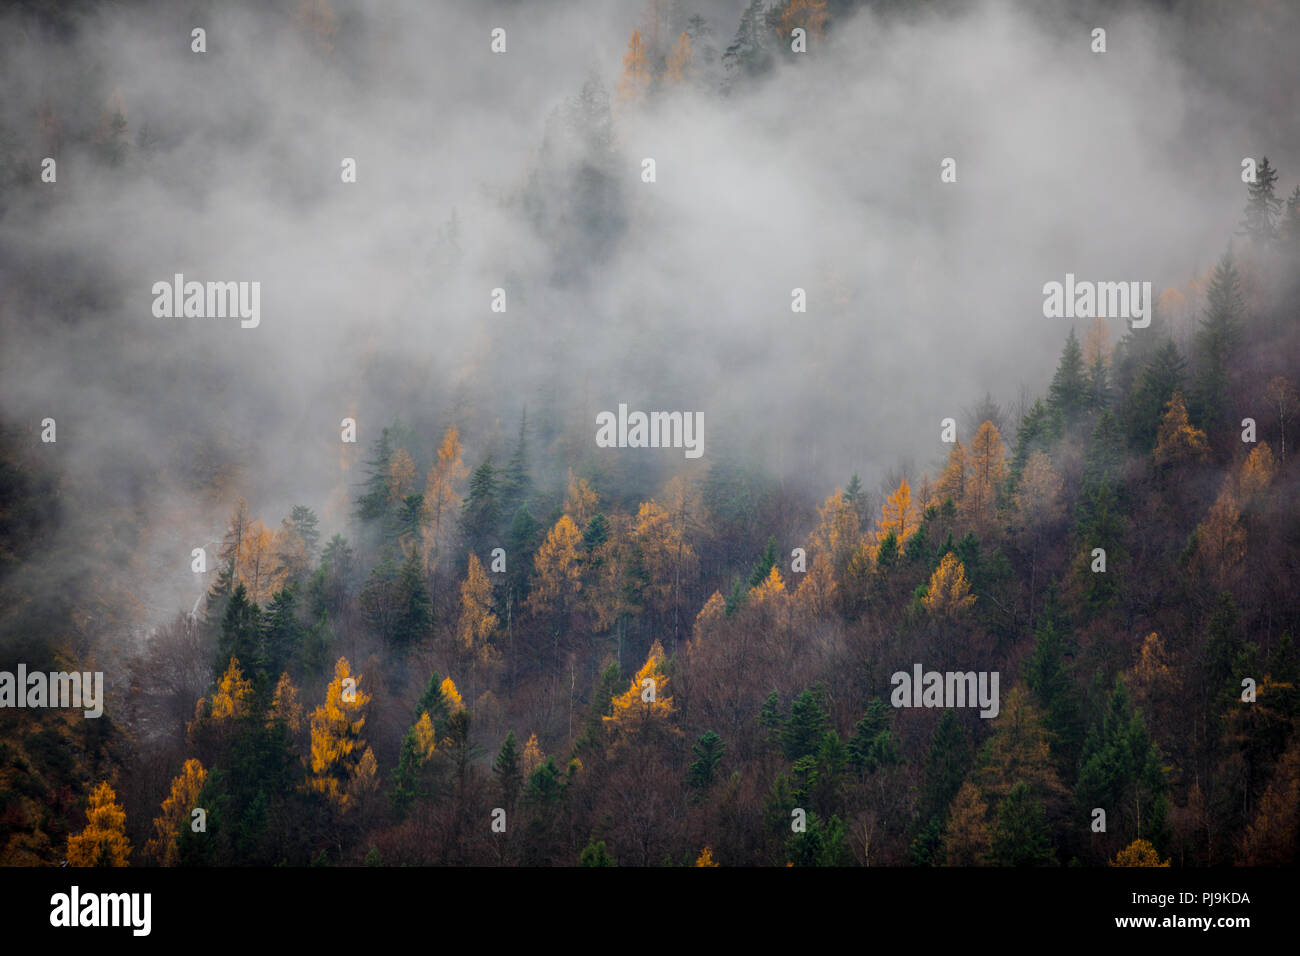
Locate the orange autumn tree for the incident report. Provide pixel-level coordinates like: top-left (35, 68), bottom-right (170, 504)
top-left (618, 30), bottom-right (652, 104)
top-left (1154, 390), bottom-right (1209, 468)
top-left (962, 421), bottom-right (1005, 529)
top-left (605, 640), bottom-right (677, 743)
top-left (936, 441), bottom-right (968, 507)
top-left (875, 478), bottom-right (920, 551)
top-left (421, 425), bottom-right (469, 572)
top-left (779, 0), bottom-right (830, 40)
top-left (458, 553), bottom-right (499, 663)
top-left (67, 782), bottom-right (131, 867)
top-left (1110, 838), bottom-right (1170, 867)
top-left (665, 32), bottom-right (693, 85)
top-left (530, 514), bottom-right (583, 626)
top-left (922, 552), bottom-right (976, 619)
top-left (145, 759), bottom-right (207, 866)
top-left (307, 657), bottom-right (378, 811)
top-left (268, 671), bottom-right (304, 734)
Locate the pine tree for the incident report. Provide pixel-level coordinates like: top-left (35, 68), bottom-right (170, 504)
top-left (1047, 328), bottom-right (1089, 430)
top-left (461, 457), bottom-right (500, 555)
top-left (688, 730), bottom-right (726, 791)
top-left (1193, 253), bottom-right (1244, 437)
top-left (493, 731), bottom-right (524, 811)
top-left (990, 782), bottom-right (1055, 866)
top-left (781, 686), bottom-right (830, 762)
top-left (920, 710), bottom-right (973, 824)
top-left (1125, 339), bottom-right (1186, 450)
top-left (1239, 156), bottom-right (1281, 242)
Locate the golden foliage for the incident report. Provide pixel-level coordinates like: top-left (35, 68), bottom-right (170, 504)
top-left (307, 657), bottom-right (377, 811)
top-left (665, 32), bottom-right (693, 84)
top-left (812, 488), bottom-right (861, 567)
top-left (522, 733), bottom-right (544, 777)
top-left (210, 657), bottom-right (255, 721)
top-left (421, 426), bottom-right (469, 572)
top-left (145, 759), bottom-right (206, 866)
top-left (441, 676), bottom-right (464, 713)
top-left (269, 671), bottom-right (303, 734)
top-left (1195, 490), bottom-right (1246, 587)
top-left (411, 712), bottom-right (437, 763)
top-left (779, 0), bottom-right (830, 39)
top-left (694, 590), bottom-right (726, 635)
top-left (66, 781), bottom-right (131, 867)
top-left (1110, 838), bottom-right (1170, 867)
top-left (976, 687), bottom-right (1066, 806)
top-left (963, 421), bottom-right (1005, 527)
top-left (617, 30), bottom-right (652, 103)
top-left (1012, 450), bottom-right (1063, 530)
top-left (604, 640), bottom-right (676, 739)
top-left (875, 478), bottom-right (919, 550)
top-left (922, 552), bottom-right (976, 619)
top-left (694, 846), bottom-right (719, 867)
top-left (940, 782), bottom-right (991, 866)
top-left (1082, 315), bottom-right (1111, 368)
top-left (1237, 442), bottom-right (1276, 501)
top-left (457, 553), bottom-right (499, 658)
top-left (794, 551), bottom-right (839, 620)
top-left (564, 468), bottom-right (599, 528)
top-left (530, 514), bottom-right (583, 619)
top-left (1154, 390), bottom-right (1209, 468)
top-left (936, 442), bottom-right (967, 507)
top-left (750, 564), bottom-right (786, 603)
top-left (633, 497), bottom-right (697, 612)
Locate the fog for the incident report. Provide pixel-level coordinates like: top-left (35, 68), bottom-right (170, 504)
top-left (1, 0), bottom-right (1296, 645)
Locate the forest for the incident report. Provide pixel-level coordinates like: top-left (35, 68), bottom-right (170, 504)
top-left (0, 0), bottom-right (1298, 869)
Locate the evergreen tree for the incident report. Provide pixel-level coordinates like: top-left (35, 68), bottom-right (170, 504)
top-left (461, 458), bottom-right (500, 555)
top-left (1047, 328), bottom-right (1089, 430)
top-left (920, 710), bottom-right (973, 824)
top-left (748, 535), bottom-right (779, 588)
top-left (687, 730), bottom-right (726, 791)
top-left (991, 781), bottom-right (1055, 866)
top-left (1193, 252), bottom-right (1244, 438)
top-left (217, 584), bottom-right (263, 683)
top-left (781, 686), bottom-right (830, 762)
top-left (355, 427), bottom-right (395, 522)
top-left (493, 731), bottom-right (523, 811)
top-left (1239, 156), bottom-right (1281, 242)
top-left (499, 409), bottom-right (533, 518)
top-left (1124, 339), bottom-right (1186, 450)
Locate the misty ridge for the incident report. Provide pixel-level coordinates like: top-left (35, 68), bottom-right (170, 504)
top-left (0, 0), bottom-right (1294, 642)
top-left (0, 0), bottom-right (1298, 869)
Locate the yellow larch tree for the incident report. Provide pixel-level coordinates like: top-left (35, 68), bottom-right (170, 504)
top-left (1110, 838), bottom-right (1170, 867)
top-left (1194, 490), bottom-right (1246, 588)
top-left (145, 759), bottom-right (207, 866)
top-left (617, 30), bottom-right (652, 104)
top-left (779, 0), bottom-right (830, 39)
top-left (457, 553), bottom-right (499, 661)
top-left (66, 782), bottom-right (131, 867)
top-left (307, 657), bottom-right (377, 811)
top-left (1012, 450), bottom-right (1064, 531)
top-left (1238, 741), bottom-right (1299, 865)
top-left (694, 846), bottom-right (719, 866)
top-left (936, 442), bottom-right (967, 507)
top-left (1154, 390), bottom-right (1209, 468)
top-left (604, 640), bottom-right (676, 741)
top-left (235, 518), bottom-right (284, 604)
top-left (922, 552), bottom-right (976, 619)
top-left (665, 32), bottom-right (693, 85)
top-left (268, 671), bottom-right (303, 735)
top-left (749, 564), bottom-right (787, 606)
top-left (441, 675), bottom-right (465, 713)
top-left (530, 514), bottom-right (583, 621)
top-left (694, 590), bottom-right (726, 636)
top-left (962, 421), bottom-right (1005, 529)
top-left (411, 712), bottom-right (437, 762)
top-left (210, 657), bottom-right (255, 721)
top-left (812, 488), bottom-right (862, 570)
top-left (1082, 315), bottom-right (1111, 369)
top-left (940, 781), bottom-right (991, 866)
top-left (1236, 442), bottom-right (1276, 502)
top-left (875, 478), bottom-right (920, 550)
top-left (522, 732), bottom-right (544, 777)
top-left (421, 425), bottom-right (469, 572)
top-left (564, 468), bottom-right (599, 529)
top-left (793, 552), bottom-right (838, 620)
